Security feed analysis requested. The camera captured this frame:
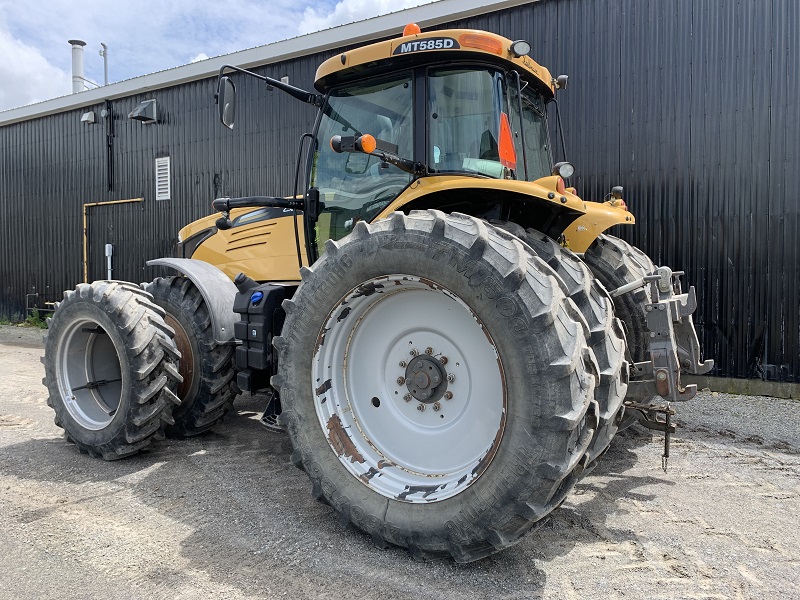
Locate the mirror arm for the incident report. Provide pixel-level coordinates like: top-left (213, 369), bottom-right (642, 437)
top-left (215, 65), bottom-right (322, 106)
top-left (370, 150), bottom-right (425, 177)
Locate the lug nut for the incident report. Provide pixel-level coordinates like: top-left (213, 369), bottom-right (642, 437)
top-left (417, 404), bottom-right (425, 412)
top-left (444, 391), bottom-right (453, 400)
top-left (439, 356), bottom-right (448, 365)
top-left (425, 347), bottom-right (433, 355)
top-left (403, 394), bottom-right (412, 402)
top-left (447, 374), bottom-right (455, 383)
top-left (433, 402), bottom-right (441, 411)
top-left (399, 360), bottom-right (407, 368)
top-left (410, 349), bottom-right (418, 356)
top-left (397, 376), bottom-right (405, 385)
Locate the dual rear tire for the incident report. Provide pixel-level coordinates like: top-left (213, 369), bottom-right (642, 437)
top-left (43, 281), bottom-right (183, 459)
top-left (43, 276), bottom-right (239, 461)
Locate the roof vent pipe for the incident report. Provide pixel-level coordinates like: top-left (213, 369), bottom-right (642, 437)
top-left (100, 43), bottom-right (108, 85)
top-left (68, 39), bottom-right (87, 93)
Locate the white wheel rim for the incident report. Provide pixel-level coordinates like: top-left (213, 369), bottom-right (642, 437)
top-left (56, 318), bottom-right (123, 430)
top-left (312, 275), bottom-right (506, 503)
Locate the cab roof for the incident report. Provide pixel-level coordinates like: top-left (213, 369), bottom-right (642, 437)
top-left (314, 28), bottom-right (555, 97)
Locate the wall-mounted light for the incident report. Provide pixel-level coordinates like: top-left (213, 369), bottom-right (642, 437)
top-left (129, 99), bottom-right (157, 124)
top-left (80, 110), bottom-right (96, 124)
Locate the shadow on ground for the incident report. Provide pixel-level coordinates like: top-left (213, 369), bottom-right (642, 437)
top-left (1, 394), bottom-right (677, 599)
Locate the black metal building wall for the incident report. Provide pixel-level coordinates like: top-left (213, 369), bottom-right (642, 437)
top-left (0, 0), bottom-right (797, 382)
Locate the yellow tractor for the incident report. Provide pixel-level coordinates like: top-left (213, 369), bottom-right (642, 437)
top-left (43, 24), bottom-right (711, 562)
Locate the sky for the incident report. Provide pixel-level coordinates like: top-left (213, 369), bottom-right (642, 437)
top-left (0, 0), bottom-right (436, 112)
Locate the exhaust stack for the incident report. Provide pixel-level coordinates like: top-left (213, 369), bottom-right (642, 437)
top-left (68, 39), bottom-right (87, 93)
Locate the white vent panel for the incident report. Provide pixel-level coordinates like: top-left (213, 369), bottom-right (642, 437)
top-left (155, 156), bottom-right (171, 201)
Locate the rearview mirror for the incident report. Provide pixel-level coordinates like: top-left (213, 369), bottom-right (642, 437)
top-left (217, 76), bottom-right (236, 129)
top-left (345, 152), bottom-right (371, 175)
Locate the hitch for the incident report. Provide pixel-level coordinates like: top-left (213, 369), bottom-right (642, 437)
top-left (618, 266), bottom-right (713, 470)
top-left (625, 400), bottom-right (675, 472)
top-left (623, 267), bottom-right (713, 404)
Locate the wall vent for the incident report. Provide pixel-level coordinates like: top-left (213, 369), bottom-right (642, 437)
top-left (155, 156), bottom-right (171, 201)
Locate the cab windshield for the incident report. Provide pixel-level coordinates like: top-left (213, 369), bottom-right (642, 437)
top-left (311, 72), bottom-right (414, 252)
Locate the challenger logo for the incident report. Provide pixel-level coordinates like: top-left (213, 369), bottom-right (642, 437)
top-left (393, 38), bottom-right (459, 55)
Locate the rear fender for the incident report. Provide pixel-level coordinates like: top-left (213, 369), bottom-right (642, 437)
top-left (147, 258), bottom-right (237, 344)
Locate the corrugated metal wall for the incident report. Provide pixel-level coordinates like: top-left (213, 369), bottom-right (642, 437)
top-left (1, 0), bottom-right (797, 382)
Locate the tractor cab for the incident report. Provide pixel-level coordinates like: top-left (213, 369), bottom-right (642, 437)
top-left (211, 26), bottom-right (576, 264)
top-left (308, 27), bottom-right (557, 253)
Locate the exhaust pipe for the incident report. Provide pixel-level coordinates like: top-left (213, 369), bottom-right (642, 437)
top-left (68, 39), bottom-right (86, 93)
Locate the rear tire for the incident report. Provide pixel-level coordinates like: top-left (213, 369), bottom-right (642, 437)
top-left (496, 224), bottom-right (628, 466)
top-left (144, 276), bottom-right (237, 437)
top-left (274, 211), bottom-right (598, 562)
top-left (43, 281), bottom-right (182, 460)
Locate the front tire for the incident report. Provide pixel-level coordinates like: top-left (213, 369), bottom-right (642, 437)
top-left (274, 211), bottom-right (598, 562)
top-left (43, 281), bottom-right (182, 460)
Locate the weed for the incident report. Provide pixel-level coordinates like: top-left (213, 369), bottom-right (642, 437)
top-left (24, 308), bottom-right (48, 329)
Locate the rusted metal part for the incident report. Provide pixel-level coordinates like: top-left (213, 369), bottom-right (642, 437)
top-left (163, 312), bottom-right (194, 400)
top-left (313, 326), bottom-right (329, 355)
top-left (663, 407), bottom-right (672, 472)
top-left (315, 379), bottom-right (332, 396)
top-left (398, 483), bottom-right (445, 501)
top-left (326, 414), bottom-right (365, 464)
top-left (351, 281), bottom-right (385, 299)
top-left (359, 467), bottom-right (380, 483)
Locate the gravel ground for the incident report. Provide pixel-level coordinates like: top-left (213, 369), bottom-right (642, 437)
top-left (1, 323), bottom-right (798, 599)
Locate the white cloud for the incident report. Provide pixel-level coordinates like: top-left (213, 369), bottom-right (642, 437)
top-left (298, 0), bottom-right (435, 35)
top-left (0, 27), bottom-right (71, 110)
top-left (0, 0), bottom-right (312, 110)
top-left (0, 0), bottom-right (438, 112)
top-left (190, 53), bottom-right (210, 63)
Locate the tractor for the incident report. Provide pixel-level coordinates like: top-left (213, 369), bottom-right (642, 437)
top-left (42, 24), bottom-right (711, 562)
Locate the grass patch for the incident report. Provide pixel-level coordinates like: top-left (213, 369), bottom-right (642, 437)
top-left (23, 308), bottom-right (48, 329)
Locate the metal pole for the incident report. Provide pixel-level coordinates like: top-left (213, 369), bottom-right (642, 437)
top-left (100, 43), bottom-right (108, 85)
top-left (105, 244), bottom-right (113, 280)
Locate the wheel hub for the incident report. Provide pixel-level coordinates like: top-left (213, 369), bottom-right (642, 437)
top-left (405, 354), bottom-right (447, 404)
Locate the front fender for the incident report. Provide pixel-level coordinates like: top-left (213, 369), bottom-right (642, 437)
top-left (147, 258), bottom-right (238, 344)
top-left (563, 203), bottom-right (635, 252)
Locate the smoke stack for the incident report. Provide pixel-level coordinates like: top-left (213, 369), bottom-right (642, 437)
top-left (68, 39), bottom-right (87, 93)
